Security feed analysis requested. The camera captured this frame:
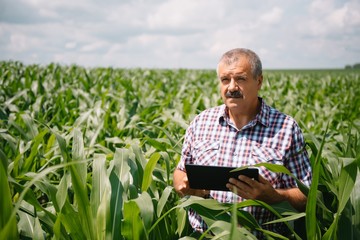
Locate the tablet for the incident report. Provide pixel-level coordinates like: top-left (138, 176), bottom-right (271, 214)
top-left (185, 164), bottom-right (259, 191)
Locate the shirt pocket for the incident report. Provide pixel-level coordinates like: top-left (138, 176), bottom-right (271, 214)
top-left (193, 140), bottom-right (220, 165)
top-left (251, 145), bottom-right (284, 164)
top-left (251, 145), bottom-right (285, 185)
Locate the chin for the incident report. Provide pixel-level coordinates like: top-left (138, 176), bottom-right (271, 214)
top-left (225, 99), bottom-right (243, 108)
top-left (226, 97), bottom-right (242, 103)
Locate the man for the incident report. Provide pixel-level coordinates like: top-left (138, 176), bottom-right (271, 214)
top-left (173, 48), bottom-right (312, 237)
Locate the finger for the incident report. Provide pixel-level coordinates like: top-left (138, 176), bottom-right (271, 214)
top-left (226, 183), bottom-right (239, 193)
top-left (228, 178), bottom-right (246, 190)
top-left (257, 174), bottom-right (268, 184)
top-left (238, 175), bottom-right (257, 187)
top-left (226, 182), bottom-right (250, 198)
top-left (228, 178), bottom-right (250, 192)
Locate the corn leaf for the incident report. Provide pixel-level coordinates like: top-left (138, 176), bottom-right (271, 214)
top-left (0, 149), bottom-right (18, 239)
top-left (134, 191), bottom-right (154, 230)
top-left (109, 169), bottom-right (124, 240)
top-left (306, 128), bottom-right (327, 240)
top-left (72, 128), bottom-right (86, 187)
top-left (113, 148), bottom-right (131, 191)
top-left (122, 200), bottom-right (148, 240)
top-left (22, 128), bottom-right (48, 173)
top-left (176, 207), bottom-right (187, 236)
top-left (322, 158), bottom-right (357, 240)
top-left (141, 152), bottom-right (161, 192)
top-left (56, 173), bottom-right (69, 211)
top-left (157, 186), bottom-right (173, 217)
top-left (90, 154), bottom-right (108, 216)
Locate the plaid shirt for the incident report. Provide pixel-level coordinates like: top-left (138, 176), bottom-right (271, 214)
top-left (177, 98), bottom-right (312, 236)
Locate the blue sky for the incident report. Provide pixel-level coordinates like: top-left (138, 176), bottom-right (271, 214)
top-left (0, 0), bottom-right (359, 69)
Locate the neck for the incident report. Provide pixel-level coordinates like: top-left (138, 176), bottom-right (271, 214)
top-left (227, 99), bottom-right (261, 130)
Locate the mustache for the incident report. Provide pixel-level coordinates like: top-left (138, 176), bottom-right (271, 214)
top-left (225, 91), bottom-right (243, 98)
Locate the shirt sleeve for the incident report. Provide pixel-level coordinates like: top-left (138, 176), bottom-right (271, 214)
top-left (281, 121), bottom-right (312, 188)
top-left (176, 121), bottom-right (195, 171)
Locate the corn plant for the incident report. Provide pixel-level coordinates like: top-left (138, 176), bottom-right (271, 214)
top-left (1, 61), bottom-right (359, 239)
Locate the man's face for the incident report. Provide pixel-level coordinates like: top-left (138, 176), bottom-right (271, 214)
top-left (218, 57), bottom-right (262, 110)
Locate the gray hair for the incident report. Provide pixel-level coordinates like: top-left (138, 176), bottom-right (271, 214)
top-left (216, 48), bottom-right (262, 79)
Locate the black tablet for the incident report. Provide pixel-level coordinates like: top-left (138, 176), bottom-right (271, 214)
top-left (185, 164), bottom-right (259, 191)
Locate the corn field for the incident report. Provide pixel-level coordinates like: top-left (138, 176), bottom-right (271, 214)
top-left (0, 61), bottom-right (359, 239)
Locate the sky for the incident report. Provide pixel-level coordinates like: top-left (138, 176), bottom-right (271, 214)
top-left (0, 0), bottom-right (359, 69)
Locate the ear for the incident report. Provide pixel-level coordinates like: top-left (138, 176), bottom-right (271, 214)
top-left (257, 75), bottom-right (263, 90)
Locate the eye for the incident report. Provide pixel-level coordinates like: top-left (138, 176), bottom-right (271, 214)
top-left (221, 78), bottom-right (230, 84)
top-left (235, 76), bottom-right (246, 82)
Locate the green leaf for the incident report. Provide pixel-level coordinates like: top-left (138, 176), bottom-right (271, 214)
top-left (157, 186), bottom-right (173, 217)
top-left (21, 113), bottom-right (39, 139)
top-left (0, 149), bottom-right (18, 239)
top-left (176, 207), bottom-right (187, 236)
top-left (113, 148), bottom-right (131, 191)
top-left (270, 200), bottom-right (298, 214)
top-left (337, 200), bottom-right (356, 240)
top-left (141, 152), bottom-right (161, 192)
top-left (232, 199), bottom-right (301, 239)
top-left (264, 212), bottom-right (306, 225)
top-left (90, 154), bottom-right (108, 217)
top-left (134, 191), bottom-right (154, 230)
top-left (229, 193), bottom-right (239, 240)
top-left (337, 158), bottom-right (357, 213)
top-left (55, 133), bottom-right (69, 163)
top-left (306, 126), bottom-right (328, 240)
top-left (246, 163), bottom-right (309, 196)
top-left (95, 180), bottom-right (111, 240)
top-left (22, 128), bottom-right (48, 173)
top-left (56, 203), bottom-right (87, 240)
top-left (56, 173), bottom-right (69, 211)
top-left (179, 196), bottom-right (229, 212)
top-left (33, 216), bottom-right (44, 240)
top-left (109, 169), bottom-right (124, 240)
top-left (131, 144), bottom-right (146, 189)
top-left (200, 219), bottom-right (256, 239)
top-left (64, 130), bottom-right (95, 240)
top-left (68, 163), bottom-right (95, 239)
top-left (322, 158), bottom-right (358, 239)
top-left (236, 210), bottom-right (260, 230)
top-left (72, 128), bottom-right (86, 186)
top-left (90, 153), bottom-right (111, 238)
top-left (122, 201), bottom-right (148, 240)
top-left (349, 160), bottom-right (360, 238)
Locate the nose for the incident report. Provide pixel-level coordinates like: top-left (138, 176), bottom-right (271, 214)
top-left (228, 78), bottom-right (238, 91)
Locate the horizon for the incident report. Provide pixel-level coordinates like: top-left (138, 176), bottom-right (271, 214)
top-left (2, 59), bottom-right (357, 71)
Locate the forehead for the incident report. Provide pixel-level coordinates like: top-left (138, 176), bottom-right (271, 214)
top-left (218, 57), bottom-right (251, 76)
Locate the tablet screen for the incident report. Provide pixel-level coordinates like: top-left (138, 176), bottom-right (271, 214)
top-left (185, 164), bottom-right (259, 191)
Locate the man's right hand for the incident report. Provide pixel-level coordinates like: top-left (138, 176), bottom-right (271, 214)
top-left (173, 169), bottom-right (210, 197)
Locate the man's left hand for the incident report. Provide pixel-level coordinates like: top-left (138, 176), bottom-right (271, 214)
top-left (226, 175), bottom-right (284, 204)
top-left (226, 175), bottom-right (307, 211)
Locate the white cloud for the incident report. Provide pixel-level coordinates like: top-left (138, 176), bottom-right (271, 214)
top-left (65, 42), bottom-right (77, 49)
top-left (38, 8), bottom-right (59, 19)
top-left (80, 41), bottom-right (108, 52)
top-left (259, 7), bottom-right (283, 25)
top-left (105, 2), bottom-right (150, 28)
top-left (305, 0), bottom-right (360, 37)
top-left (0, 0), bottom-right (359, 69)
top-left (309, 0), bottom-right (334, 14)
top-left (147, 0), bottom-right (224, 30)
top-left (9, 34), bottom-right (30, 52)
top-left (25, 0), bottom-right (92, 11)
